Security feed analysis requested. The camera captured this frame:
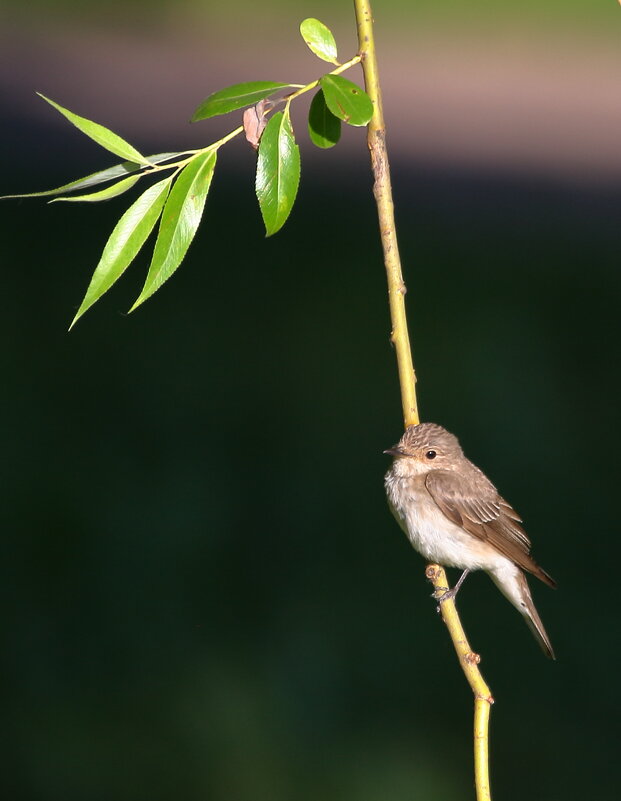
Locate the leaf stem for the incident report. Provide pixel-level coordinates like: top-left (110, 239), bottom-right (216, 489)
top-left (137, 57), bottom-right (362, 180)
top-left (283, 55), bottom-right (362, 103)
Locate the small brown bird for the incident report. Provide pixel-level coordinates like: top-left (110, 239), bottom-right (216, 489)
top-left (384, 422), bottom-right (556, 658)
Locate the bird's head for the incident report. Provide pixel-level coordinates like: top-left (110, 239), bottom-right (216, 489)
top-left (384, 422), bottom-right (464, 476)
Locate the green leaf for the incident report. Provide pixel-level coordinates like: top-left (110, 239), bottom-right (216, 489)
top-left (300, 18), bottom-right (339, 64)
top-left (308, 90), bottom-right (341, 148)
top-left (50, 174), bottom-right (141, 203)
top-left (129, 150), bottom-right (217, 311)
top-left (191, 81), bottom-right (290, 122)
top-left (319, 75), bottom-right (374, 127)
top-left (0, 153), bottom-right (183, 200)
top-left (37, 93), bottom-right (151, 166)
top-left (256, 111), bottom-right (301, 236)
top-left (69, 175), bottom-right (172, 329)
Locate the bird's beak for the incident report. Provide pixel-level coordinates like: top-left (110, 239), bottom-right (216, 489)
top-left (383, 447), bottom-right (404, 457)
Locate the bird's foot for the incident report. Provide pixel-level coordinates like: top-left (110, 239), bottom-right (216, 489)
top-left (433, 586), bottom-right (457, 603)
top-left (432, 568), bottom-right (472, 611)
top-left (433, 585), bottom-right (458, 613)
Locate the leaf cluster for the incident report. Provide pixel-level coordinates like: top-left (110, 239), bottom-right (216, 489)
top-left (2, 18), bottom-right (373, 328)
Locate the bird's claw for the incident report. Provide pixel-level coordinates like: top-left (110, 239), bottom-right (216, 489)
top-left (434, 586), bottom-right (458, 603)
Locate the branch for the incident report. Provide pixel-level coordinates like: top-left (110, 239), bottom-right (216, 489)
top-left (354, 0), bottom-right (419, 429)
top-left (354, 2), bottom-right (494, 798)
top-left (426, 565), bottom-right (494, 801)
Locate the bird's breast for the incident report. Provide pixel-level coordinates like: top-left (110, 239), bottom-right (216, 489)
top-left (384, 471), bottom-right (507, 571)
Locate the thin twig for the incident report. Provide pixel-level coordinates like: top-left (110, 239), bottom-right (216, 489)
top-left (427, 565), bottom-right (493, 801)
top-left (353, 0), bottom-right (418, 429)
top-left (353, 2), bottom-right (494, 798)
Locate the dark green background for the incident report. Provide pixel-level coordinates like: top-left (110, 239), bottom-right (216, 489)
top-left (1, 2), bottom-right (620, 800)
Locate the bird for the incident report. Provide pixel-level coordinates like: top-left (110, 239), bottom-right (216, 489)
top-left (384, 422), bottom-right (556, 658)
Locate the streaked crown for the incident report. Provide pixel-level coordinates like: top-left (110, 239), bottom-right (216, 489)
top-left (386, 422), bottom-right (464, 466)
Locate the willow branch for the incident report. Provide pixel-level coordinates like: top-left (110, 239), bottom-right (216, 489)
top-left (353, 0), bottom-right (418, 428)
top-left (354, 2), bottom-right (494, 799)
top-left (426, 565), bottom-right (494, 801)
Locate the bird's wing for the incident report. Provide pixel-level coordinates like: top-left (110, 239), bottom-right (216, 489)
top-left (425, 468), bottom-right (555, 587)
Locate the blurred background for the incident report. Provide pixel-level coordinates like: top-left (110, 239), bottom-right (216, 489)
top-left (0, 1), bottom-right (619, 799)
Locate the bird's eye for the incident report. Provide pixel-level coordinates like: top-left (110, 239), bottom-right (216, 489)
top-left (425, 450), bottom-right (437, 460)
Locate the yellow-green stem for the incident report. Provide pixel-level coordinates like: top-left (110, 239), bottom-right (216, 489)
top-left (354, 0), bottom-right (418, 428)
top-left (284, 55), bottom-right (361, 103)
top-left (353, 2), bottom-right (494, 799)
top-left (427, 566), bottom-right (493, 801)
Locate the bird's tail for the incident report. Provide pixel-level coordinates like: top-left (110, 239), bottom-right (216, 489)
top-left (521, 593), bottom-right (555, 659)
top-left (490, 567), bottom-right (555, 659)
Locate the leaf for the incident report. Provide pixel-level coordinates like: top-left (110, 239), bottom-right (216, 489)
top-left (69, 176), bottom-right (173, 329)
top-left (0, 153), bottom-right (184, 200)
top-left (308, 90), bottom-right (341, 148)
top-left (129, 150), bottom-right (217, 311)
top-left (300, 18), bottom-right (339, 64)
top-left (37, 94), bottom-right (151, 166)
top-left (256, 111), bottom-right (301, 236)
top-left (50, 174), bottom-right (141, 203)
top-left (243, 99), bottom-right (270, 150)
top-left (191, 82), bottom-right (290, 122)
top-left (319, 75), bottom-right (374, 127)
